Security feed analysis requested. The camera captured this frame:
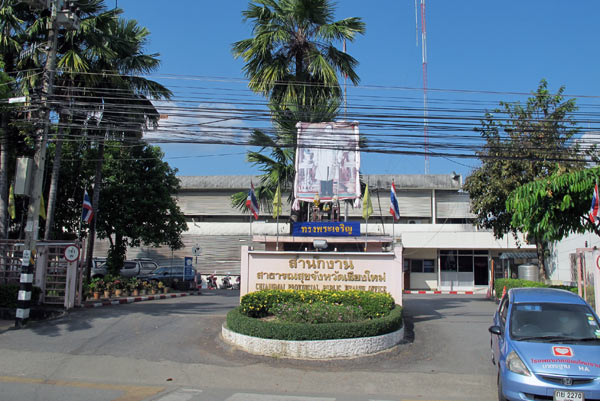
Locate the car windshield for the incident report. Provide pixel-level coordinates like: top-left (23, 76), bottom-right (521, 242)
top-left (510, 302), bottom-right (600, 342)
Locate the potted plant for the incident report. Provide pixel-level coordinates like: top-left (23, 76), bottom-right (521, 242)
top-left (129, 278), bottom-right (141, 296)
top-left (150, 281), bottom-right (159, 295)
top-left (113, 279), bottom-right (124, 297)
top-left (158, 281), bottom-right (168, 294)
top-left (104, 280), bottom-right (113, 299)
top-left (141, 281), bottom-right (151, 295)
top-left (87, 278), bottom-right (103, 300)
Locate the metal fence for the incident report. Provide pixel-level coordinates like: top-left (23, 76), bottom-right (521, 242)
top-left (573, 249), bottom-right (597, 312)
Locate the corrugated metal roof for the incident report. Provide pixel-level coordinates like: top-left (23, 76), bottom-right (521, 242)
top-left (500, 252), bottom-right (537, 260)
top-left (178, 174), bottom-right (463, 191)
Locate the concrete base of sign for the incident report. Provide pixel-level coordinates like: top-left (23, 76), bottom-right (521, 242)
top-left (221, 324), bottom-right (404, 360)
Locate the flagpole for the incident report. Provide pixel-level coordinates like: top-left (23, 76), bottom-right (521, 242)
top-left (365, 179), bottom-right (369, 252)
top-left (392, 180), bottom-right (395, 250)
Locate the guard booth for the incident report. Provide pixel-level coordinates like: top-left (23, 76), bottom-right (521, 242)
top-left (0, 240), bottom-right (84, 309)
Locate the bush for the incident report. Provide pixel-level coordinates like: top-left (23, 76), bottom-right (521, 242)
top-left (240, 289), bottom-right (394, 319)
top-left (494, 278), bottom-right (578, 299)
top-left (226, 304), bottom-right (403, 341)
top-left (0, 284), bottom-right (42, 308)
top-left (272, 301), bottom-right (366, 324)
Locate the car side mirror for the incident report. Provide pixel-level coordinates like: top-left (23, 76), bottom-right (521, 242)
top-left (488, 325), bottom-right (502, 335)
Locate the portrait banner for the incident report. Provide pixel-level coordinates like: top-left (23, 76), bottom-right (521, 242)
top-left (294, 122), bottom-right (360, 202)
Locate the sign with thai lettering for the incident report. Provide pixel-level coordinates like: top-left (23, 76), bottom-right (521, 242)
top-left (292, 222), bottom-right (360, 237)
top-left (240, 248), bottom-right (404, 304)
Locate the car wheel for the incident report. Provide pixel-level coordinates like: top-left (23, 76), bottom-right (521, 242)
top-left (497, 371), bottom-right (507, 401)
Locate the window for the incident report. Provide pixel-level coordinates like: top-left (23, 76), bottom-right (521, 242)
top-left (406, 259), bottom-right (435, 273)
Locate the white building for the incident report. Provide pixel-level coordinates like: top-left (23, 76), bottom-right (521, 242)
top-left (97, 173), bottom-right (542, 292)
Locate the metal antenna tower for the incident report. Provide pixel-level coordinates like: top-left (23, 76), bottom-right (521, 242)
top-left (416, 0), bottom-right (429, 174)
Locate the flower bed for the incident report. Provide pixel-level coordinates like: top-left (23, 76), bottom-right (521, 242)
top-left (226, 289), bottom-right (402, 341)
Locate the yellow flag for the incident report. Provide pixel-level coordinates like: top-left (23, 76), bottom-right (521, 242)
top-left (272, 184), bottom-right (282, 218)
top-left (362, 184), bottom-right (373, 220)
top-left (8, 184), bottom-right (16, 220)
top-left (39, 194), bottom-right (46, 220)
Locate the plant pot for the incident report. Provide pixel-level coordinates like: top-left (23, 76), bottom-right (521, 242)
top-left (151, 289), bottom-right (157, 295)
top-left (103, 290), bottom-right (111, 299)
top-left (93, 292), bottom-right (101, 300)
top-left (114, 289), bottom-right (122, 297)
top-left (163, 287), bottom-right (169, 294)
top-left (133, 289), bottom-right (139, 297)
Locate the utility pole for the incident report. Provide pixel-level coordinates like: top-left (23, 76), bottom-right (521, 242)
top-left (16, 0), bottom-right (79, 328)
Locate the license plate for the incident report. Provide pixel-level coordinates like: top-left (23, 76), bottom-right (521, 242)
top-left (554, 390), bottom-right (585, 401)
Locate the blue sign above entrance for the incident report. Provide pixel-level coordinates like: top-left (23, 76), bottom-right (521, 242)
top-left (292, 222), bottom-right (360, 237)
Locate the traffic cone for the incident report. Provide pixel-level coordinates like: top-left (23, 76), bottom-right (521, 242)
top-left (501, 286), bottom-right (507, 299)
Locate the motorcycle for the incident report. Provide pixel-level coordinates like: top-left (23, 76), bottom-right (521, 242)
top-left (233, 275), bottom-right (241, 290)
top-left (207, 274), bottom-right (217, 289)
top-left (220, 274), bottom-right (232, 290)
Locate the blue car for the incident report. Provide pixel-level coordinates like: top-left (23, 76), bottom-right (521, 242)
top-left (490, 288), bottom-right (600, 401)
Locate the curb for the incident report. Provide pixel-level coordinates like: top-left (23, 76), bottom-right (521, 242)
top-left (403, 290), bottom-right (475, 295)
top-left (79, 291), bottom-right (200, 308)
top-left (222, 324), bottom-right (404, 360)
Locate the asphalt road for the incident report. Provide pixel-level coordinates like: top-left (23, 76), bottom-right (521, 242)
top-left (0, 291), bottom-right (498, 401)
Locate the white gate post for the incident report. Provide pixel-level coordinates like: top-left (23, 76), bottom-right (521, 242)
top-left (64, 260), bottom-right (77, 309)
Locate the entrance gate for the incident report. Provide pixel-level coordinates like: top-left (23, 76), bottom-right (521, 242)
top-left (0, 240), bottom-right (83, 309)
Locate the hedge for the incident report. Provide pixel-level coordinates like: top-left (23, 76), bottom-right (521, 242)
top-left (226, 304), bottom-right (403, 341)
top-left (240, 289), bottom-right (395, 319)
top-left (494, 278), bottom-right (577, 299)
top-left (0, 284), bottom-right (42, 308)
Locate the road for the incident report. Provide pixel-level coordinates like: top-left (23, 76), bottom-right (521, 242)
top-left (0, 292), bottom-right (498, 401)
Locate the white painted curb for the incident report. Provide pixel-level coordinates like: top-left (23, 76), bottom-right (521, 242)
top-left (222, 324), bottom-right (404, 360)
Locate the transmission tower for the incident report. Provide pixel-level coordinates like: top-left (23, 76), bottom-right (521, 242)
top-left (416, 0), bottom-right (429, 174)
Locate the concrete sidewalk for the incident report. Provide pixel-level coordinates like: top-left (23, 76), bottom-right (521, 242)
top-left (0, 289), bottom-right (200, 333)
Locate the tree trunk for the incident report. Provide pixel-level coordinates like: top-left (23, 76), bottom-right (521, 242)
top-left (0, 114), bottom-right (8, 238)
top-left (535, 240), bottom-right (548, 282)
top-left (44, 115), bottom-right (66, 240)
top-left (84, 139), bottom-right (104, 282)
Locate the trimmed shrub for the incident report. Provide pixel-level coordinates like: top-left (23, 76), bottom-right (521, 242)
top-left (240, 289), bottom-right (394, 319)
top-left (0, 284), bottom-right (42, 308)
top-left (494, 278), bottom-right (577, 299)
top-left (226, 304), bottom-right (403, 341)
top-left (272, 301), bottom-right (366, 324)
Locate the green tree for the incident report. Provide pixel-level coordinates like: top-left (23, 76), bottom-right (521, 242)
top-left (507, 167), bottom-right (600, 242)
top-left (97, 144), bottom-right (186, 275)
top-left (232, 0), bottom-right (365, 210)
top-left (463, 80), bottom-right (584, 280)
top-left (48, 142), bottom-right (186, 276)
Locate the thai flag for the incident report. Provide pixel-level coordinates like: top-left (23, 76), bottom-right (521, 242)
top-left (389, 182), bottom-right (400, 221)
top-left (82, 190), bottom-right (94, 224)
top-left (590, 183), bottom-right (599, 223)
top-left (245, 182), bottom-right (259, 220)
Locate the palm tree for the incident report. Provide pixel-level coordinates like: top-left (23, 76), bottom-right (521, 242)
top-left (231, 0), bottom-right (365, 210)
top-left (76, 16), bottom-right (171, 277)
top-left (0, 0), bottom-right (28, 238)
top-left (233, 0), bottom-right (364, 106)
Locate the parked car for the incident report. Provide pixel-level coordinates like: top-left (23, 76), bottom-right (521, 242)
top-left (119, 258), bottom-right (159, 278)
top-left (90, 257), bottom-right (107, 278)
top-left (144, 265), bottom-right (196, 289)
top-left (489, 287), bottom-right (600, 401)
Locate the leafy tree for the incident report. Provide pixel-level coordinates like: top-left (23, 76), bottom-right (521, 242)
top-left (48, 141), bottom-right (186, 276)
top-left (232, 0), bottom-right (365, 210)
top-left (507, 167), bottom-right (600, 242)
top-left (96, 144), bottom-right (186, 275)
top-left (463, 80), bottom-right (584, 280)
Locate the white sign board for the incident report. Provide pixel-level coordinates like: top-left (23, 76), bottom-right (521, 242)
top-left (64, 245), bottom-right (80, 262)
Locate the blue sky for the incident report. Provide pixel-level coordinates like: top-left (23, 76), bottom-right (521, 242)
top-left (118, 0), bottom-right (600, 178)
